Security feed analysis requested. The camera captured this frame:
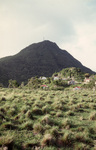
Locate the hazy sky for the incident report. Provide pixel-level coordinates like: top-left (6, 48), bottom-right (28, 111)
top-left (0, 0), bottom-right (96, 71)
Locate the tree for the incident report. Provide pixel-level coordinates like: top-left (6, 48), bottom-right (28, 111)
top-left (85, 73), bottom-right (90, 78)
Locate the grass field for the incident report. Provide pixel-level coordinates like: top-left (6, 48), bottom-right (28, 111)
top-left (0, 87), bottom-right (96, 150)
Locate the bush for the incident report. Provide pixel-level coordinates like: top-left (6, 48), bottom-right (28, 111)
top-left (8, 79), bottom-right (19, 88)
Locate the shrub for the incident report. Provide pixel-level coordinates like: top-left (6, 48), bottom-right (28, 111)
top-left (27, 77), bottom-right (41, 89)
top-left (8, 79), bottom-right (19, 88)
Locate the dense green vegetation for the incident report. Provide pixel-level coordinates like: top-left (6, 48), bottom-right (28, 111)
top-left (53, 67), bottom-right (85, 82)
top-left (0, 87), bottom-right (96, 150)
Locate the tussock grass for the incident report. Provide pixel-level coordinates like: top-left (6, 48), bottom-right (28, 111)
top-left (0, 88), bottom-right (95, 149)
top-left (62, 118), bottom-right (73, 129)
top-left (0, 134), bottom-right (14, 149)
top-left (41, 133), bottom-right (55, 147)
top-left (33, 123), bottom-right (44, 134)
top-left (89, 112), bottom-right (96, 120)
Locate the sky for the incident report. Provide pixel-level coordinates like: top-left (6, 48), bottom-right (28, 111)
top-left (0, 0), bottom-right (96, 71)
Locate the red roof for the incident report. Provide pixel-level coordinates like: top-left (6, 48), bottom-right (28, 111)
top-left (41, 85), bottom-right (48, 87)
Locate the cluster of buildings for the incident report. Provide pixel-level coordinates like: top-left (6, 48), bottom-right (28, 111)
top-left (39, 74), bottom-right (93, 85)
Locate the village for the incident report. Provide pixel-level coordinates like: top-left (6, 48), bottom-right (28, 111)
top-left (38, 69), bottom-right (96, 90)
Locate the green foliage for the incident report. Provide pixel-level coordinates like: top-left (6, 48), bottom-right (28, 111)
top-left (52, 79), bottom-right (68, 87)
top-left (8, 79), bottom-right (19, 88)
top-left (85, 73), bottom-right (90, 78)
top-left (27, 77), bottom-right (42, 89)
top-left (82, 80), bottom-right (95, 89)
top-left (54, 67), bottom-right (85, 82)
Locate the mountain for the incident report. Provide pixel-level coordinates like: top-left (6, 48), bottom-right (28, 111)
top-left (0, 40), bottom-right (94, 86)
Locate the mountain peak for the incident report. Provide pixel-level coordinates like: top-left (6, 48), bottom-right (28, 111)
top-left (0, 40), bottom-right (94, 86)
top-left (31, 40), bottom-right (58, 49)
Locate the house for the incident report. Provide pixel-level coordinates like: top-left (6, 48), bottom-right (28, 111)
top-left (39, 77), bottom-right (47, 80)
top-left (53, 76), bottom-right (59, 80)
top-left (84, 77), bottom-right (91, 84)
top-left (40, 85), bottom-right (48, 89)
top-left (73, 86), bottom-right (81, 90)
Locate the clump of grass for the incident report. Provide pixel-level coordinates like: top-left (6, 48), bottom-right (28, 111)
top-left (52, 101), bottom-right (65, 111)
top-left (66, 110), bottom-right (74, 116)
top-left (57, 130), bottom-right (74, 147)
top-left (20, 120), bottom-right (33, 130)
top-left (33, 123), bottom-right (44, 134)
top-left (41, 134), bottom-right (55, 147)
top-left (88, 126), bottom-right (96, 135)
top-left (21, 105), bottom-right (30, 114)
top-left (1, 97), bottom-right (6, 101)
top-left (56, 111), bottom-right (63, 117)
top-left (41, 115), bottom-right (54, 125)
top-left (75, 132), bottom-right (91, 144)
top-left (22, 141), bottom-right (39, 150)
top-left (32, 100), bottom-right (43, 108)
top-left (1, 122), bottom-right (17, 130)
top-left (54, 103), bottom-right (64, 110)
top-left (41, 146), bottom-right (57, 150)
top-left (25, 110), bottom-right (33, 119)
top-left (89, 112), bottom-right (96, 120)
top-left (8, 108), bottom-right (16, 116)
top-left (76, 103), bottom-right (83, 109)
top-left (62, 118), bottom-right (73, 129)
top-left (74, 142), bottom-right (90, 150)
top-left (0, 135), bottom-right (14, 149)
top-left (32, 107), bottom-right (42, 115)
top-left (42, 105), bottom-right (51, 114)
top-left (0, 107), bottom-right (6, 113)
top-left (77, 127), bottom-right (85, 132)
top-left (70, 105), bottom-right (77, 112)
top-left (49, 126), bottom-right (59, 137)
top-left (0, 112), bottom-right (5, 120)
top-left (14, 114), bottom-right (21, 121)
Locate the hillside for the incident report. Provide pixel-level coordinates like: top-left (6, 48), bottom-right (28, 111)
top-left (53, 67), bottom-right (85, 82)
top-left (0, 40), bottom-right (94, 86)
top-left (0, 88), bottom-right (96, 149)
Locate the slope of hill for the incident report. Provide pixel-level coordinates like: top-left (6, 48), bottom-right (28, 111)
top-left (53, 67), bottom-right (85, 82)
top-left (0, 40), bottom-right (94, 86)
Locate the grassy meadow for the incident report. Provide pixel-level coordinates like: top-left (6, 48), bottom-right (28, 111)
top-left (0, 87), bottom-right (96, 150)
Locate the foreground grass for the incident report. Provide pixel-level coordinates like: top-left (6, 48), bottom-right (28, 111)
top-left (0, 87), bottom-right (96, 150)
